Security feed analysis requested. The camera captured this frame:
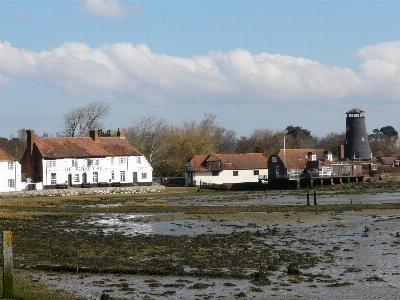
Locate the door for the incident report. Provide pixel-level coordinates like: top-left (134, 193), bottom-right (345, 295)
top-left (68, 174), bottom-right (72, 186)
top-left (51, 173), bottom-right (57, 185)
top-left (93, 172), bottom-right (98, 183)
top-left (133, 172), bottom-right (138, 185)
top-left (82, 173), bottom-right (87, 184)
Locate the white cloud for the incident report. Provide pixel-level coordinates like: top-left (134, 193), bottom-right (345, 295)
top-left (1, 40), bottom-right (400, 105)
top-left (355, 41), bottom-right (400, 98)
top-left (80, 0), bottom-right (141, 19)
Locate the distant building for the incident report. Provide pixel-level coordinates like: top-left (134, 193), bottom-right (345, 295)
top-left (344, 108), bottom-right (372, 160)
top-left (0, 148), bottom-right (22, 192)
top-left (267, 149), bottom-right (333, 180)
top-left (20, 129), bottom-right (153, 189)
top-left (185, 153), bottom-right (268, 186)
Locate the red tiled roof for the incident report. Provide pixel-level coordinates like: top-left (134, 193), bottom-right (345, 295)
top-left (34, 137), bottom-right (142, 158)
top-left (189, 153), bottom-right (268, 170)
top-left (0, 148), bottom-right (15, 161)
top-left (276, 149), bottom-right (331, 169)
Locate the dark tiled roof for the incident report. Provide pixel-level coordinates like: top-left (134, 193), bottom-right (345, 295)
top-left (0, 148), bottom-right (15, 161)
top-left (189, 153), bottom-right (268, 170)
top-left (275, 149), bottom-right (331, 169)
top-left (34, 137), bottom-right (142, 158)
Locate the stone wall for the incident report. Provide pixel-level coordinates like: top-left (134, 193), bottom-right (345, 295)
top-left (0, 185), bottom-right (165, 199)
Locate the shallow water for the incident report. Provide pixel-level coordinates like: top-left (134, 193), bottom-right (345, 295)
top-left (38, 212), bottom-right (400, 299)
top-left (34, 190), bottom-right (400, 299)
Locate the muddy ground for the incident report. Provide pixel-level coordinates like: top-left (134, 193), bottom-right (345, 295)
top-left (1, 181), bottom-right (400, 299)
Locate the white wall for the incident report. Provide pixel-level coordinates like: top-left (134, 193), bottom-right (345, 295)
top-left (41, 155), bottom-right (152, 186)
top-left (0, 161), bottom-right (22, 192)
top-left (187, 169), bottom-right (268, 186)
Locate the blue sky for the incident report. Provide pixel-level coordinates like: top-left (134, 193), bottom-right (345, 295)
top-left (1, 0), bottom-right (400, 140)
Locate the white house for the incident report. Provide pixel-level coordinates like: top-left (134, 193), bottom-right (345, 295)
top-left (185, 153), bottom-right (268, 186)
top-left (0, 148), bottom-right (22, 192)
top-left (20, 129), bottom-right (153, 189)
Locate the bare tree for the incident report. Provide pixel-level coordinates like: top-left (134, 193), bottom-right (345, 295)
top-left (125, 116), bottom-right (171, 175)
top-left (62, 102), bottom-right (110, 137)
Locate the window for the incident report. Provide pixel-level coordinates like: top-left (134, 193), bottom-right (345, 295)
top-left (111, 171), bottom-right (115, 180)
top-left (72, 159), bottom-right (77, 167)
top-left (275, 166), bottom-right (280, 175)
top-left (93, 172), bottom-right (98, 183)
top-left (8, 162), bottom-right (14, 170)
top-left (254, 170), bottom-right (259, 176)
top-left (212, 170), bottom-right (219, 176)
top-left (233, 171), bottom-right (238, 176)
top-left (272, 157), bottom-right (277, 163)
top-left (51, 173), bottom-right (57, 185)
top-left (142, 172), bottom-right (147, 179)
top-left (8, 179), bottom-right (15, 188)
top-left (111, 157), bottom-right (114, 165)
top-left (136, 157), bottom-right (141, 164)
top-left (47, 160), bottom-right (56, 167)
top-left (119, 157), bottom-right (126, 164)
top-left (120, 171), bottom-right (126, 182)
top-left (73, 174), bottom-right (80, 182)
top-left (90, 159), bottom-right (99, 166)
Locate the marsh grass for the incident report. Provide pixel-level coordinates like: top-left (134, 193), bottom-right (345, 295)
top-left (0, 271), bottom-right (86, 300)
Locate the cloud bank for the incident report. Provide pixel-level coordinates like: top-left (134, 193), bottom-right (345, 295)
top-left (79, 0), bottom-right (141, 19)
top-left (1, 40), bottom-right (400, 104)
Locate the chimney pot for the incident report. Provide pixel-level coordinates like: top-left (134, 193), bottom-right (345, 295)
top-left (117, 128), bottom-right (126, 138)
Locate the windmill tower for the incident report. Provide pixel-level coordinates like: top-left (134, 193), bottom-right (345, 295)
top-left (344, 108), bottom-right (372, 160)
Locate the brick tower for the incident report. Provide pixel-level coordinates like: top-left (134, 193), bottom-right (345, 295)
top-left (344, 108), bottom-right (372, 160)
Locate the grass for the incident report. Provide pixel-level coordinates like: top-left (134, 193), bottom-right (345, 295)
top-left (0, 270), bottom-right (86, 300)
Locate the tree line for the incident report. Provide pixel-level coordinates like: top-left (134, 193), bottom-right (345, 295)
top-left (1, 102), bottom-right (399, 177)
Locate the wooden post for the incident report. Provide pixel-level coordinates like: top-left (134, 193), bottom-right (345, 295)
top-left (3, 231), bottom-right (13, 297)
top-left (313, 189), bottom-right (317, 205)
top-left (307, 190), bottom-right (310, 206)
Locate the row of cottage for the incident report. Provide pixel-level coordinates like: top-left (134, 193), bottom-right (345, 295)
top-left (0, 129), bottom-right (153, 192)
top-left (0, 128), bottom-right (390, 192)
top-left (184, 147), bottom-right (380, 187)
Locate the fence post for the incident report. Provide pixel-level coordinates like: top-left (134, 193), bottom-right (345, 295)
top-left (3, 231), bottom-right (13, 297)
top-left (313, 189), bottom-right (317, 205)
top-left (307, 190), bottom-right (310, 206)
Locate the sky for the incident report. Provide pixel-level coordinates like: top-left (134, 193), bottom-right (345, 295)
top-left (1, 0), bottom-right (400, 140)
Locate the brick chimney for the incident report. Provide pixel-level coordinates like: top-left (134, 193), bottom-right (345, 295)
top-left (117, 128), bottom-right (126, 138)
top-left (26, 129), bottom-right (35, 154)
top-left (90, 129), bottom-right (98, 141)
top-left (338, 145), bottom-right (344, 160)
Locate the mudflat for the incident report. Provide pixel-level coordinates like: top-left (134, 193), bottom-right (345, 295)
top-left (1, 181), bottom-right (400, 299)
